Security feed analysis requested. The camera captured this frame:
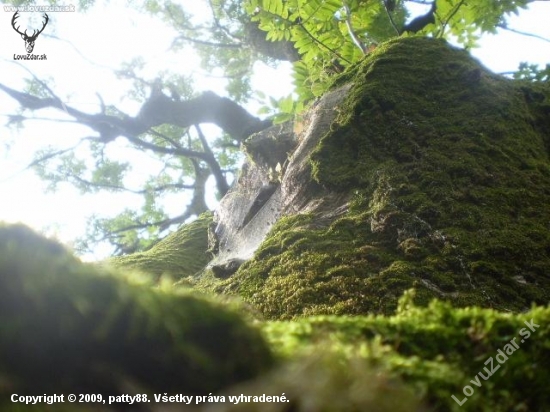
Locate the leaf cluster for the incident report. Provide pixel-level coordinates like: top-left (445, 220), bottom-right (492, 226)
top-left (514, 62), bottom-right (550, 82)
top-left (245, 0), bottom-right (406, 103)
top-left (243, 0), bottom-right (537, 108)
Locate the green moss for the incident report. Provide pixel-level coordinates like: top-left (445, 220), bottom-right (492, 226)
top-left (108, 212), bottom-right (212, 282)
top-left (202, 37), bottom-right (550, 319)
top-left (0, 223), bottom-right (272, 404)
top-left (205, 213), bottom-right (395, 319)
top-left (6, 36), bottom-right (550, 410)
top-left (261, 291), bottom-right (550, 411)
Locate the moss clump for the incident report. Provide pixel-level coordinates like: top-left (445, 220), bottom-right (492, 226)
top-left (206, 37), bottom-right (550, 319)
top-left (0, 223), bottom-right (272, 404)
top-left (261, 291), bottom-right (550, 412)
top-left (108, 212), bottom-right (212, 281)
top-left (206, 213), bottom-right (400, 319)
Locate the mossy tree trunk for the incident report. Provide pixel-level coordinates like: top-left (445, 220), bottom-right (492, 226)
top-left (197, 37), bottom-right (550, 319)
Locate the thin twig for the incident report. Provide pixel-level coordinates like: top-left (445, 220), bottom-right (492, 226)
top-left (497, 24), bottom-right (550, 43)
top-left (383, 1), bottom-right (402, 35)
top-left (298, 22), bottom-right (352, 63)
top-left (343, 3), bottom-right (366, 53)
top-left (171, 34), bottom-right (242, 49)
top-left (68, 173), bottom-right (195, 194)
top-left (438, 0), bottom-right (465, 38)
top-left (0, 141), bottom-right (82, 183)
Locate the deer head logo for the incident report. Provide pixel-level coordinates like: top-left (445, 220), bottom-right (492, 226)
top-left (11, 12), bottom-right (49, 54)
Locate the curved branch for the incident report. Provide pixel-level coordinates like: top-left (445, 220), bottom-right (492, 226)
top-left (402, 0), bottom-right (437, 34)
top-left (137, 90), bottom-right (272, 140)
top-left (195, 124), bottom-right (230, 196)
top-left (0, 83), bottom-right (271, 142)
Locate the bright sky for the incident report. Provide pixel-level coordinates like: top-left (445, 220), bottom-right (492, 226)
top-left (0, 1), bottom-right (549, 259)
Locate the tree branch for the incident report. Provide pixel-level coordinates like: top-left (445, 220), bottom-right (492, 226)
top-left (383, 0), bottom-right (402, 35)
top-left (66, 173), bottom-right (195, 194)
top-left (0, 83), bottom-right (271, 143)
top-left (101, 212), bottom-right (191, 241)
top-left (243, 21), bottom-right (301, 62)
top-left (207, 0), bottom-right (243, 42)
top-left (402, 0), bottom-right (437, 34)
top-left (436, 0), bottom-right (464, 37)
top-left (195, 125), bottom-right (230, 196)
top-left (137, 90), bottom-right (272, 140)
top-left (343, 3), bottom-right (367, 53)
top-left (497, 24), bottom-right (550, 43)
top-left (171, 34), bottom-right (243, 49)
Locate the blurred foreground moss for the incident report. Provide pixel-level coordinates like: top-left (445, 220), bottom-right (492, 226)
top-left (261, 290), bottom-right (550, 411)
top-left (1, 224), bottom-right (549, 412)
top-left (204, 352), bottom-right (422, 412)
top-left (0, 223), bottom-right (272, 404)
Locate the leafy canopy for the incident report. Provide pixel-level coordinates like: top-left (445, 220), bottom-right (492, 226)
top-left (245, 0), bottom-right (533, 104)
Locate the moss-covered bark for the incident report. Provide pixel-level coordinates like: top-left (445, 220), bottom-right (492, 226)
top-left (207, 37), bottom-right (550, 319)
top-left (258, 292), bottom-right (550, 412)
top-left (108, 212), bottom-right (213, 282)
top-left (3, 37), bottom-right (550, 412)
